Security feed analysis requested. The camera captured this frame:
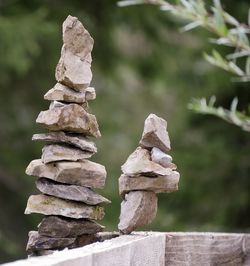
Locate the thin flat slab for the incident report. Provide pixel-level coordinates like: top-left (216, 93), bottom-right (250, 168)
top-left (41, 144), bottom-right (93, 163)
top-left (38, 216), bottom-right (104, 238)
top-left (55, 15), bottom-right (94, 90)
top-left (121, 147), bottom-right (172, 177)
top-left (26, 159), bottom-right (106, 189)
top-left (25, 194), bottom-right (105, 220)
top-left (26, 231), bottom-right (75, 252)
top-left (118, 191), bottom-right (157, 234)
top-left (139, 113), bottom-right (171, 152)
top-left (32, 132), bottom-right (97, 153)
top-left (36, 104), bottom-right (101, 138)
top-left (119, 172), bottom-right (180, 197)
top-left (151, 147), bottom-right (176, 169)
top-left (36, 178), bottom-right (111, 205)
top-left (44, 83), bottom-right (96, 103)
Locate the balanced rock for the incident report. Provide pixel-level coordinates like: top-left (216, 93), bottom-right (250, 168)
top-left (38, 216), bottom-right (104, 238)
top-left (151, 147), bottom-right (176, 169)
top-left (44, 83), bottom-right (96, 103)
top-left (26, 159), bottom-right (106, 189)
top-left (41, 144), bottom-right (93, 163)
top-left (55, 15), bottom-right (94, 90)
top-left (139, 113), bottom-right (171, 152)
top-left (119, 172), bottom-right (180, 197)
top-left (36, 178), bottom-right (111, 205)
top-left (26, 231), bottom-right (75, 252)
top-left (121, 147), bottom-right (172, 177)
top-left (36, 104), bottom-right (101, 137)
top-left (25, 194), bottom-right (105, 220)
top-left (118, 191), bottom-right (157, 234)
top-left (32, 131), bottom-right (97, 153)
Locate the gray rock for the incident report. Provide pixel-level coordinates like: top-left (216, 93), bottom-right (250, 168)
top-left (41, 144), bottom-right (93, 163)
top-left (26, 159), bottom-right (106, 189)
top-left (25, 194), bottom-right (105, 220)
top-left (32, 132), bottom-right (97, 153)
top-left (121, 147), bottom-right (172, 177)
top-left (139, 113), bottom-right (171, 152)
top-left (119, 172), bottom-right (180, 197)
top-left (118, 191), bottom-right (157, 234)
top-left (38, 216), bottom-right (104, 237)
top-left (36, 104), bottom-right (101, 138)
top-left (44, 83), bottom-right (96, 103)
top-left (49, 101), bottom-right (66, 109)
top-left (26, 231), bottom-right (75, 252)
top-left (151, 147), bottom-right (177, 169)
top-left (36, 178), bottom-right (111, 205)
top-left (70, 234), bottom-right (98, 248)
top-left (55, 15), bottom-right (94, 90)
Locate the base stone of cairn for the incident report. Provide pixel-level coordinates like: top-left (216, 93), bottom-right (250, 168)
top-left (24, 15), bottom-right (110, 255)
top-left (118, 114), bottom-right (180, 234)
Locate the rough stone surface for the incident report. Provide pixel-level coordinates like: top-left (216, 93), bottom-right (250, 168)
top-left (44, 83), bottom-right (96, 103)
top-left (32, 132), bottom-right (97, 153)
top-left (38, 216), bottom-right (104, 238)
top-left (151, 147), bottom-right (176, 169)
top-left (118, 191), bottom-right (157, 234)
top-left (36, 178), bottom-right (110, 205)
top-left (26, 159), bottom-right (106, 189)
top-left (25, 194), bottom-right (105, 220)
top-left (70, 234), bottom-right (98, 248)
top-left (41, 144), bottom-right (93, 163)
top-left (55, 15), bottom-right (94, 90)
top-left (119, 172), bottom-right (180, 197)
top-left (26, 231), bottom-right (75, 252)
top-left (36, 104), bottom-right (101, 138)
top-left (139, 113), bottom-right (171, 152)
top-left (121, 147), bottom-right (172, 177)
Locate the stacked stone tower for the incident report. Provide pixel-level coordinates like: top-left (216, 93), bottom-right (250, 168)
top-left (24, 15), bottom-right (110, 255)
top-left (118, 114), bottom-right (180, 234)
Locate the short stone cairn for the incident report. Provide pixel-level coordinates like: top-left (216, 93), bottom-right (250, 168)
top-left (118, 114), bottom-right (180, 234)
top-left (24, 15), bottom-right (110, 255)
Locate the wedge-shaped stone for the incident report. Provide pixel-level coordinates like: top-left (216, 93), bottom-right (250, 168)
top-left (41, 144), bottom-right (93, 163)
top-left (119, 172), bottom-right (180, 197)
top-left (44, 83), bottom-right (96, 103)
top-left (36, 104), bottom-right (101, 138)
top-left (32, 131), bottom-right (97, 153)
top-left (26, 231), bottom-right (75, 252)
top-left (118, 191), bottom-right (157, 234)
top-left (121, 147), bottom-right (172, 177)
top-left (38, 216), bottom-right (104, 237)
top-left (25, 194), bottom-right (105, 220)
top-left (26, 159), bottom-right (106, 189)
top-left (139, 113), bottom-right (171, 152)
top-left (36, 178), bottom-right (110, 205)
top-left (151, 147), bottom-right (177, 169)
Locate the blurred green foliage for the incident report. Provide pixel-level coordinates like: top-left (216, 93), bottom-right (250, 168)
top-left (0, 0), bottom-right (249, 263)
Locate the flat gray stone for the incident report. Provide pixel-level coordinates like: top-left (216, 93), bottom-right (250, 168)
top-left (44, 83), bottom-right (96, 103)
top-left (121, 147), bottom-right (172, 177)
top-left (38, 216), bottom-right (104, 237)
top-left (32, 132), bottom-right (97, 153)
top-left (36, 104), bottom-right (101, 138)
top-left (118, 191), bottom-right (157, 234)
top-left (55, 15), bottom-right (94, 90)
top-left (25, 194), bottom-right (105, 220)
top-left (26, 231), bottom-right (75, 252)
top-left (139, 113), bottom-right (171, 152)
top-left (151, 147), bottom-right (176, 169)
top-left (36, 178), bottom-right (111, 205)
top-left (119, 172), bottom-right (180, 197)
top-left (26, 159), bottom-right (106, 189)
top-left (41, 144), bottom-right (93, 163)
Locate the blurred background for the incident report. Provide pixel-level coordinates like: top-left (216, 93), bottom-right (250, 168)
top-left (0, 0), bottom-right (249, 263)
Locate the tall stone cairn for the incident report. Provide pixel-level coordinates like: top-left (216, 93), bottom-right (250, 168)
top-left (118, 114), bottom-right (180, 234)
top-left (24, 15), bottom-right (110, 256)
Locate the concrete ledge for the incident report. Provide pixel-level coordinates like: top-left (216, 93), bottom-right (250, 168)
top-left (3, 232), bottom-right (250, 266)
